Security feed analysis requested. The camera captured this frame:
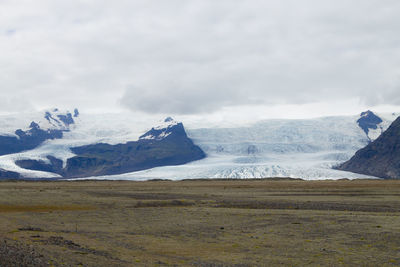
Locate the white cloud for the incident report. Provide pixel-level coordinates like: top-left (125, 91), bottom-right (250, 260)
top-left (0, 0), bottom-right (399, 116)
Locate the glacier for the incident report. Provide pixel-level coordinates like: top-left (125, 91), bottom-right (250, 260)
top-left (79, 115), bottom-right (384, 180)
top-left (0, 110), bottom-right (397, 180)
top-left (74, 113), bottom-right (397, 180)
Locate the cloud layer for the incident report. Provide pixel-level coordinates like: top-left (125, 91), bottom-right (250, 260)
top-left (1, 0), bottom-right (400, 114)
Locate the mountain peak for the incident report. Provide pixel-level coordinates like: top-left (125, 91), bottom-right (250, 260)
top-left (360, 110), bottom-right (373, 117)
top-left (29, 121), bottom-right (40, 129)
top-left (357, 110), bottom-right (383, 138)
top-left (164, 117), bottom-right (174, 123)
top-left (153, 117), bottom-right (178, 131)
top-left (140, 118), bottom-right (184, 141)
top-left (42, 109), bottom-right (76, 130)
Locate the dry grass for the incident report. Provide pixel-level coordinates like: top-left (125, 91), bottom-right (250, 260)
top-left (0, 204), bottom-right (94, 213)
top-left (0, 179), bottom-right (399, 266)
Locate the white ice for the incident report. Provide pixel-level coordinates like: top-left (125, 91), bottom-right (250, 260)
top-left (0, 111), bottom-right (395, 180)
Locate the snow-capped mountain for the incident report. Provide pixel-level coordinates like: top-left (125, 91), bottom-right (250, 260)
top-left (0, 108), bottom-right (78, 136)
top-left (1, 115), bottom-right (205, 178)
top-left (139, 117), bottom-right (179, 140)
top-left (0, 109), bottom-right (396, 180)
top-left (0, 109), bottom-right (78, 156)
top-left (105, 111), bottom-right (395, 181)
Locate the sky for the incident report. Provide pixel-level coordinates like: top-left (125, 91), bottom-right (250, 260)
top-left (1, 0), bottom-right (400, 120)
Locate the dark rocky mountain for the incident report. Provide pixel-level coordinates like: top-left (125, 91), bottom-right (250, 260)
top-left (16, 118), bottom-right (206, 178)
top-left (73, 108), bottom-right (79, 118)
top-left (0, 168), bottom-right (21, 179)
top-left (335, 116), bottom-right (400, 179)
top-left (357, 110), bottom-right (383, 137)
top-left (16, 156), bottom-right (63, 176)
top-left (0, 110), bottom-right (77, 156)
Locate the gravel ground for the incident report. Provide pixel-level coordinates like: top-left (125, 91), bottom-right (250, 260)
top-left (0, 239), bottom-right (49, 267)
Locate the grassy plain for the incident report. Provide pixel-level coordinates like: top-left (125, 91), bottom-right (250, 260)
top-left (0, 179), bottom-right (399, 266)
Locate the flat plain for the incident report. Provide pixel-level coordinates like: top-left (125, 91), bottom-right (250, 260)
top-left (0, 179), bottom-right (399, 266)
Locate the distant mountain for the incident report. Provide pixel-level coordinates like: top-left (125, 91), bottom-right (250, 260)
top-left (0, 109), bottom-right (397, 180)
top-left (357, 110), bottom-right (383, 141)
top-left (15, 118), bottom-right (206, 178)
top-left (0, 109), bottom-right (78, 156)
top-left (335, 116), bottom-right (400, 179)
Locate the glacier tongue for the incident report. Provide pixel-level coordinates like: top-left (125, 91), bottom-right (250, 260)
top-left (78, 114), bottom-right (393, 180)
top-left (80, 155), bottom-right (375, 181)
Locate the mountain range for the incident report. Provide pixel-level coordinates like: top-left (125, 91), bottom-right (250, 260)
top-left (15, 118), bottom-right (205, 178)
top-left (0, 109), bottom-right (397, 180)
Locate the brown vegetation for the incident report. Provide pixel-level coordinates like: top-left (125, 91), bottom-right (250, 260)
top-left (0, 179), bottom-right (399, 266)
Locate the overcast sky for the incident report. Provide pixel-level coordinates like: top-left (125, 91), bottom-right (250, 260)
top-left (1, 0), bottom-right (400, 119)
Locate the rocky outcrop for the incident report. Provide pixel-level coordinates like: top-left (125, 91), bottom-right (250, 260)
top-left (335, 116), bottom-right (400, 179)
top-left (357, 110), bottom-right (383, 137)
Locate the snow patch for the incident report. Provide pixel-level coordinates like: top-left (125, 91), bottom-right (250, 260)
top-left (153, 117), bottom-right (179, 130)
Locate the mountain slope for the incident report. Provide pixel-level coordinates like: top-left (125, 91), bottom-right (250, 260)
top-left (15, 118), bottom-right (206, 178)
top-left (0, 109), bottom-right (77, 156)
top-left (336, 116), bottom-right (400, 179)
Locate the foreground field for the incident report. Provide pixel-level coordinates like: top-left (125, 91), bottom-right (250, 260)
top-left (0, 179), bottom-right (399, 266)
